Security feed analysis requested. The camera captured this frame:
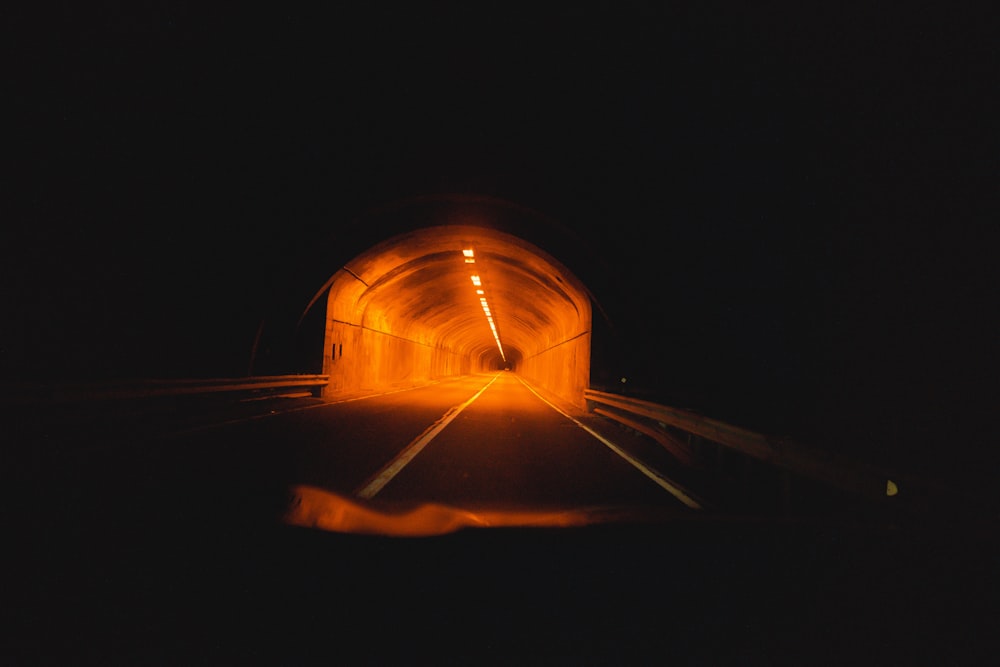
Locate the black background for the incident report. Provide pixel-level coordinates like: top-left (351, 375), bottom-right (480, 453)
top-left (5, 3), bottom-right (997, 488)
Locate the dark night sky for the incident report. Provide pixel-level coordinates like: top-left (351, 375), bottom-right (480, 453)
top-left (5, 3), bottom-right (997, 481)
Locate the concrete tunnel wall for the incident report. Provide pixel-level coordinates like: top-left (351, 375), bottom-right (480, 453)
top-left (320, 224), bottom-right (592, 408)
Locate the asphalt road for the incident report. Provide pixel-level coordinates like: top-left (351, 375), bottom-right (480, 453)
top-left (5, 374), bottom-right (997, 665)
top-left (5, 372), bottom-right (702, 548)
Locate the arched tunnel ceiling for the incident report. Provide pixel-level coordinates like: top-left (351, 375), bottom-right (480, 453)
top-left (328, 224), bottom-right (592, 365)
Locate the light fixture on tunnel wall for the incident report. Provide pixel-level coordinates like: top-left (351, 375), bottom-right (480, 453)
top-left (464, 249), bottom-right (505, 362)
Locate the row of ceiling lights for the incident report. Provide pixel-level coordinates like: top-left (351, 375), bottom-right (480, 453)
top-left (463, 248), bottom-right (506, 362)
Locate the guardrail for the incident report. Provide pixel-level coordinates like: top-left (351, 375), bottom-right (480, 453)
top-left (4, 375), bottom-right (330, 405)
top-left (584, 388), bottom-right (897, 505)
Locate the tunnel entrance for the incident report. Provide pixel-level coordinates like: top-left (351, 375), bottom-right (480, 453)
top-left (319, 224), bottom-right (592, 408)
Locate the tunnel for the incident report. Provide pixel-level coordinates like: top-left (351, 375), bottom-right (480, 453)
top-left (253, 194), bottom-right (612, 410)
top-left (315, 223), bottom-right (593, 408)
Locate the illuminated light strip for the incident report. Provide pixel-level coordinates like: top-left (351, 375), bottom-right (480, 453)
top-left (479, 295), bottom-right (504, 360)
top-left (513, 376), bottom-right (703, 510)
top-left (466, 250), bottom-right (505, 361)
top-left (355, 374), bottom-right (502, 499)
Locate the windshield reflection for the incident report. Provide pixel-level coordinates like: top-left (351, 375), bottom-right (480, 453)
top-left (284, 484), bottom-right (676, 537)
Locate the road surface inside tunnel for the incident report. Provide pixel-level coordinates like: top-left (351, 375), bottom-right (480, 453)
top-left (370, 372), bottom-right (691, 512)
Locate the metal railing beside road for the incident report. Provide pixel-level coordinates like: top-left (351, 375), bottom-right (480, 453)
top-left (584, 387), bottom-right (901, 507)
top-left (4, 374), bottom-right (330, 405)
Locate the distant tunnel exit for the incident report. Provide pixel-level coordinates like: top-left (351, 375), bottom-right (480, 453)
top-left (319, 224), bottom-right (592, 408)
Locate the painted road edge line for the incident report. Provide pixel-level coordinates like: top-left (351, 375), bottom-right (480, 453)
top-left (355, 373), bottom-right (501, 500)
top-left (515, 376), bottom-right (703, 510)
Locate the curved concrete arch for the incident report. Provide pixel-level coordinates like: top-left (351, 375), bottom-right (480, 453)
top-left (322, 224), bottom-right (592, 407)
top-left (288, 193), bottom-right (615, 328)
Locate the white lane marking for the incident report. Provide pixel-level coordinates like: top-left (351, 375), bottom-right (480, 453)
top-left (355, 373), bottom-right (501, 500)
top-left (515, 376), bottom-right (703, 510)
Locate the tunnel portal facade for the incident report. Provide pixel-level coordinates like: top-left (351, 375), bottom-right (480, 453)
top-left (321, 224), bottom-right (592, 408)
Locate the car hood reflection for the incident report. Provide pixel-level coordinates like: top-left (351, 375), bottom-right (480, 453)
top-left (283, 484), bottom-right (677, 537)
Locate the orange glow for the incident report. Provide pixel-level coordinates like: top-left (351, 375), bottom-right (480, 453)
top-left (284, 485), bottom-right (664, 536)
top-left (320, 223), bottom-right (592, 407)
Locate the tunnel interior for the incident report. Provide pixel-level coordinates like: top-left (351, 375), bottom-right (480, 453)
top-left (320, 224), bottom-right (592, 407)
